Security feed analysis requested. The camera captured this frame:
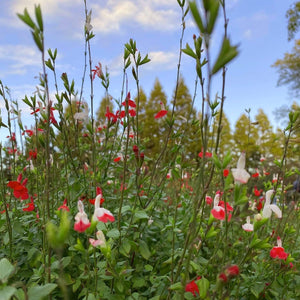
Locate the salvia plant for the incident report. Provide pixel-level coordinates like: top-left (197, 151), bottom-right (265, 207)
top-left (0, 1), bottom-right (299, 300)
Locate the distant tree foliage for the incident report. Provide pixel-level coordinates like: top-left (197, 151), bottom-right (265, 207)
top-left (286, 1), bottom-right (300, 41)
top-left (272, 39), bottom-right (300, 96)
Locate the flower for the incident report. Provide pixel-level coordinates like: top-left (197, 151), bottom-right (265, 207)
top-left (253, 186), bottom-right (262, 197)
top-left (92, 62), bottom-right (103, 80)
top-left (23, 197), bottom-right (35, 212)
top-left (198, 149), bottom-right (212, 158)
top-left (74, 102), bottom-right (89, 124)
top-left (89, 230), bottom-right (106, 247)
top-left (223, 169), bottom-right (229, 177)
top-left (7, 173), bottom-right (29, 200)
top-left (205, 195), bottom-right (213, 205)
top-left (58, 199), bottom-right (70, 212)
top-left (85, 9), bottom-right (93, 32)
top-left (231, 152), bottom-right (250, 184)
top-left (270, 237), bottom-right (288, 260)
top-left (226, 265), bottom-right (240, 277)
top-left (122, 92), bottom-right (136, 108)
top-left (262, 190), bottom-right (282, 219)
top-left (93, 194), bottom-right (115, 223)
top-left (185, 277), bottom-right (201, 297)
top-left (154, 102), bottom-right (168, 119)
top-left (89, 187), bottom-right (105, 205)
top-left (211, 193), bottom-right (232, 221)
top-left (218, 273), bottom-right (228, 283)
top-left (74, 200), bottom-right (91, 232)
top-left (242, 216), bottom-right (254, 232)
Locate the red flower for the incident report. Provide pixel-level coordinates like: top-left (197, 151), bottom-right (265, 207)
top-left (23, 129), bottom-right (34, 137)
top-left (122, 92), bottom-right (136, 108)
top-left (91, 62), bottom-right (104, 80)
top-left (253, 186), bottom-right (262, 197)
top-left (198, 150), bottom-right (212, 158)
top-left (28, 148), bottom-right (37, 160)
top-left (223, 169), bottom-right (229, 177)
top-left (211, 193), bottom-right (232, 221)
top-left (89, 187), bottom-right (105, 205)
top-left (105, 106), bottom-right (118, 123)
top-left (154, 102), bottom-right (167, 119)
top-left (23, 197), bottom-right (35, 212)
top-left (218, 273), bottom-right (228, 283)
top-left (205, 196), bottom-right (213, 205)
top-left (58, 199), bottom-right (70, 212)
top-left (226, 265), bottom-right (240, 277)
top-left (270, 237), bottom-right (288, 260)
top-left (185, 277), bottom-right (201, 297)
top-left (252, 172), bottom-right (260, 178)
top-left (7, 173), bottom-right (29, 200)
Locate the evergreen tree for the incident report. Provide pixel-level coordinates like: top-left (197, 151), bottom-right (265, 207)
top-left (140, 79), bottom-right (169, 158)
top-left (233, 113), bottom-right (259, 165)
top-left (172, 77), bottom-right (200, 159)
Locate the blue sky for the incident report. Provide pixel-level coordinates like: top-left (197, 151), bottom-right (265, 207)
top-left (0, 0), bottom-right (298, 141)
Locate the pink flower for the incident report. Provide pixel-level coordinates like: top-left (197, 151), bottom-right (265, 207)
top-left (154, 102), bottom-right (167, 119)
top-left (93, 194), bottom-right (115, 223)
top-left (74, 200), bottom-right (91, 232)
top-left (89, 230), bottom-right (106, 247)
top-left (270, 237), bottom-right (288, 260)
top-left (242, 216), bottom-right (253, 232)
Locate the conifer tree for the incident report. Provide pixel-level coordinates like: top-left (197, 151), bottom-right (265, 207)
top-left (140, 79), bottom-right (169, 158)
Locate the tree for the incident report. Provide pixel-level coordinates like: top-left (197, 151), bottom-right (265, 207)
top-left (172, 77), bottom-right (200, 159)
top-left (233, 113), bottom-right (259, 165)
top-left (96, 95), bottom-right (114, 124)
top-left (140, 79), bottom-right (169, 158)
top-left (272, 39), bottom-right (300, 96)
top-left (286, 1), bottom-right (300, 41)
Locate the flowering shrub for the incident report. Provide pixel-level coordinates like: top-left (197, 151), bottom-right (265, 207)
top-left (0, 1), bottom-right (299, 299)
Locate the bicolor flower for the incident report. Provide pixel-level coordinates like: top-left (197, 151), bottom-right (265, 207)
top-left (231, 152), bottom-right (250, 184)
top-left (211, 193), bottom-right (232, 221)
top-left (89, 230), bottom-right (106, 247)
top-left (262, 190), bottom-right (282, 219)
top-left (93, 194), bottom-right (115, 223)
top-left (242, 216), bottom-right (254, 232)
top-left (270, 237), bottom-right (288, 260)
top-left (74, 200), bottom-right (91, 232)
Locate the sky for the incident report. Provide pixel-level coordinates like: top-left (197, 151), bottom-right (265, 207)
top-left (0, 0), bottom-right (298, 143)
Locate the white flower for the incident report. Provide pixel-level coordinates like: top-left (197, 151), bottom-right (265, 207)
top-left (262, 190), bottom-right (282, 219)
top-left (231, 152), bottom-right (250, 184)
top-left (74, 102), bottom-right (89, 124)
top-left (85, 10), bottom-right (93, 32)
top-left (89, 230), bottom-right (106, 247)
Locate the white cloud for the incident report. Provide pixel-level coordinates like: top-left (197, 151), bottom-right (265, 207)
top-left (9, 0), bottom-right (81, 16)
top-left (0, 45), bottom-right (41, 77)
top-left (90, 0), bottom-right (180, 33)
top-left (145, 51), bottom-right (178, 70)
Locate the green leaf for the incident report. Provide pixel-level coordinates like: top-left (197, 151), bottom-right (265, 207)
top-left (0, 286), bottom-right (17, 300)
top-left (133, 210), bottom-right (148, 223)
top-left (198, 277), bottom-right (209, 298)
top-left (212, 37), bottom-right (238, 75)
top-left (17, 8), bottom-right (36, 29)
top-left (254, 218), bottom-right (268, 231)
top-left (120, 239), bottom-right (131, 257)
top-left (182, 44), bottom-right (197, 59)
top-left (27, 283), bottom-right (57, 300)
top-left (106, 228), bottom-right (120, 239)
top-left (189, 1), bottom-right (205, 33)
top-left (35, 4), bottom-right (43, 31)
top-left (169, 282), bottom-right (183, 291)
top-left (207, 0), bottom-right (220, 34)
top-left (139, 240), bottom-right (151, 260)
top-left (212, 152), bottom-right (222, 169)
top-left (0, 258), bottom-right (15, 283)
